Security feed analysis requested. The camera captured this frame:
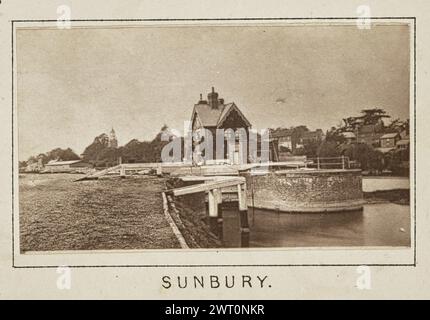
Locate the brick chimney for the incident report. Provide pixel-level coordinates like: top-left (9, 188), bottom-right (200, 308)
top-left (208, 87), bottom-right (219, 109)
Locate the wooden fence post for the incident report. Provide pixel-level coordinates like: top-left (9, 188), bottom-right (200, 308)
top-left (120, 165), bottom-right (126, 178)
top-left (208, 190), bottom-right (218, 217)
top-left (238, 183), bottom-right (247, 211)
top-left (214, 188), bottom-right (223, 240)
top-left (237, 183), bottom-right (250, 247)
top-left (156, 164), bottom-right (162, 176)
top-left (208, 189), bottom-right (219, 235)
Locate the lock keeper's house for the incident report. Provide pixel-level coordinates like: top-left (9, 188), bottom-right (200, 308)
top-left (190, 87), bottom-right (253, 165)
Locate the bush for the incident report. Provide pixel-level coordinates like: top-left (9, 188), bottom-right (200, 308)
top-left (342, 143), bottom-right (384, 173)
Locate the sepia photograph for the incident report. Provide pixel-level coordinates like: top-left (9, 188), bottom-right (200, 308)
top-left (16, 21), bottom-right (412, 254)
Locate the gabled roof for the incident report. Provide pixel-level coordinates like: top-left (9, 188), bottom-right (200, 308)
top-left (193, 103), bottom-right (226, 127)
top-left (192, 102), bottom-right (251, 128)
top-left (380, 133), bottom-right (399, 139)
top-left (217, 103), bottom-right (235, 126)
top-left (217, 103), bottom-right (251, 128)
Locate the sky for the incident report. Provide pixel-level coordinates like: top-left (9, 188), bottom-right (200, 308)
top-left (17, 24), bottom-right (411, 160)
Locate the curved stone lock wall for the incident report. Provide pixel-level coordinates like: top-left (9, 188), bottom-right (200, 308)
top-left (243, 169), bottom-right (364, 213)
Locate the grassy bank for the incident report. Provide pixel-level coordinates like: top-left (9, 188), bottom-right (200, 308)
top-left (19, 174), bottom-right (180, 252)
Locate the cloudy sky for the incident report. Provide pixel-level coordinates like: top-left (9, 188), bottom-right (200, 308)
top-left (17, 23), bottom-right (411, 160)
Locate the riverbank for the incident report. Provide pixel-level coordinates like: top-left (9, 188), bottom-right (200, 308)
top-left (364, 189), bottom-right (410, 205)
top-left (165, 178), bottom-right (221, 248)
top-left (361, 176), bottom-right (410, 205)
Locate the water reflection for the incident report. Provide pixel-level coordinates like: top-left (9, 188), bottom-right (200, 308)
top-left (222, 203), bottom-right (410, 248)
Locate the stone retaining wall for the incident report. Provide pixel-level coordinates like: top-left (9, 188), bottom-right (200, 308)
top-left (243, 169), bottom-right (364, 213)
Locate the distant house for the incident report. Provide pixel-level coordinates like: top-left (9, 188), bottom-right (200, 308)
top-left (380, 132), bottom-right (401, 148)
top-left (396, 137), bottom-right (410, 150)
top-left (269, 129), bottom-right (295, 161)
top-left (356, 124), bottom-right (384, 147)
top-left (271, 128), bottom-right (324, 149)
top-left (396, 130), bottom-right (410, 151)
top-left (270, 129), bottom-right (294, 150)
top-left (269, 127), bottom-right (324, 161)
top-left (24, 158), bottom-right (44, 173)
top-left (299, 129), bottom-right (325, 145)
top-left (44, 160), bottom-right (92, 173)
top-left (190, 87), bottom-right (252, 165)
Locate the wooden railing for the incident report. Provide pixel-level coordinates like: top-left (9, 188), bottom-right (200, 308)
top-left (165, 176), bottom-right (250, 243)
top-left (305, 156), bottom-right (355, 170)
top-left (166, 176), bottom-right (247, 217)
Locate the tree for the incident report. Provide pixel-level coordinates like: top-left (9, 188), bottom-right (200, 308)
top-left (55, 148), bottom-right (80, 161)
top-left (338, 108), bottom-right (391, 134)
top-left (148, 125), bottom-right (179, 162)
top-left (317, 141), bottom-right (340, 158)
top-left (342, 143), bottom-right (384, 173)
top-left (122, 139), bottom-right (153, 163)
top-left (341, 116), bottom-right (362, 132)
top-left (81, 133), bottom-right (110, 162)
top-left (96, 147), bottom-right (121, 166)
top-left (359, 108), bottom-right (390, 125)
top-left (293, 140), bottom-right (319, 158)
top-left (387, 118), bottom-right (410, 135)
top-left (26, 148), bottom-right (80, 165)
top-left (325, 129), bottom-right (346, 144)
top-left (384, 147), bottom-right (409, 176)
top-left (291, 125), bottom-right (309, 142)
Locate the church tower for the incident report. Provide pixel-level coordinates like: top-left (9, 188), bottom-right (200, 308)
top-left (108, 127), bottom-right (118, 148)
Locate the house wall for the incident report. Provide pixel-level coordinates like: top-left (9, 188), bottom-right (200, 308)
top-left (381, 138), bottom-right (396, 148)
top-left (46, 163), bottom-right (91, 172)
top-left (242, 169), bottom-right (363, 212)
top-left (358, 133), bottom-right (380, 146)
top-left (397, 142), bottom-right (409, 150)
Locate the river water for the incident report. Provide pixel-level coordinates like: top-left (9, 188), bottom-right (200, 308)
top-left (221, 203), bottom-right (410, 248)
